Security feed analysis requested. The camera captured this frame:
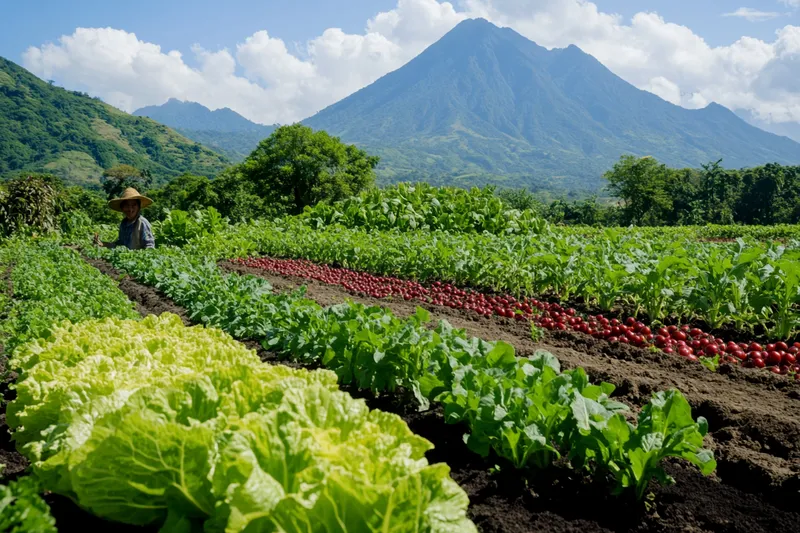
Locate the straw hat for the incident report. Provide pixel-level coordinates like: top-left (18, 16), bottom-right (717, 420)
top-left (108, 188), bottom-right (153, 212)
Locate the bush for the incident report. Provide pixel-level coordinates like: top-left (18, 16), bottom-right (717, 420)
top-left (154, 206), bottom-right (230, 247)
top-left (0, 176), bottom-right (60, 237)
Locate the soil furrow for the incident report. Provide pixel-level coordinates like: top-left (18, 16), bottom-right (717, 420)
top-left (220, 261), bottom-right (800, 518)
top-left (35, 255), bottom-right (796, 533)
top-left (1, 262), bottom-right (30, 482)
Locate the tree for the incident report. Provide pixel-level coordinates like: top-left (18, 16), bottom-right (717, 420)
top-left (241, 124), bottom-right (379, 214)
top-left (101, 164), bottom-right (152, 199)
top-left (147, 173), bottom-right (219, 222)
top-left (603, 155), bottom-right (674, 225)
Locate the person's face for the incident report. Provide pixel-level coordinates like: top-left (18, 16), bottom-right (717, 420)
top-left (121, 200), bottom-right (140, 221)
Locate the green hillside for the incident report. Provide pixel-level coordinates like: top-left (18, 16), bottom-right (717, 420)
top-left (0, 57), bottom-right (230, 187)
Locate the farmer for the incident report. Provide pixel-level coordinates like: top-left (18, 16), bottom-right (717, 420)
top-left (94, 188), bottom-right (156, 250)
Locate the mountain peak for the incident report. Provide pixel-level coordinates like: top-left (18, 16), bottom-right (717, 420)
top-left (303, 19), bottom-right (800, 189)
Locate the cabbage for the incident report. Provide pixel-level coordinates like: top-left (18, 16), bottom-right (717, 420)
top-left (7, 313), bottom-right (475, 532)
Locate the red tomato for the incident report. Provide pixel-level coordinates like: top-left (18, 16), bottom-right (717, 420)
top-left (767, 351), bottom-right (783, 366)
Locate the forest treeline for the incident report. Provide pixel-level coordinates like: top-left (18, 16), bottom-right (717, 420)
top-left (2, 123), bottom-right (799, 234)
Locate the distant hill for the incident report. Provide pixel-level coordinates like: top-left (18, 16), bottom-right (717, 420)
top-left (134, 99), bottom-right (277, 161)
top-left (303, 18), bottom-right (800, 190)
top-left (0, 58), bottom-right (230, 188)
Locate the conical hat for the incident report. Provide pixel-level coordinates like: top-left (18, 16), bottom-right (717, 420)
top-left (108, 188), bottom-right (153, 212)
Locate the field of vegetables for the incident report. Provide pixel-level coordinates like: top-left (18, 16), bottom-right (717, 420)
top-left (1, 184), bottom-right (800, 532)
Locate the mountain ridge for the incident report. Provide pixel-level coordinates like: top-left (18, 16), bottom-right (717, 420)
top-left (133, 99), bottom-right (277, 161)
top-left (0, 57), bottom-right (230, 188)
top-left (302, 18), bottom-right (800, 189)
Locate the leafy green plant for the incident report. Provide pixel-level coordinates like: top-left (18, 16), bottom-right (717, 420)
top-left (215, 217), bottom-right (800, 339)
top-left (0, 476), bottom-right (57, 533)
top-left (96, 244), bottom-right (717, 500)
top-left (8, 313), bottom-right (476, 532)
top-left (0, 238), bottom-right (139, 352)
top-left (301, 182), bottom-right (549, 235)
top-left (698, 355), bottom-right (720, 372)
top-left (154, 206), bottom-right (229, 247)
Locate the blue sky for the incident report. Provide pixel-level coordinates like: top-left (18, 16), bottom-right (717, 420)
top-left (0, 0), bottom-right (396, 63)
top-left (1, 0), bottom-right (795, 62)
top-left (1, 0), bottom-right (799, 131)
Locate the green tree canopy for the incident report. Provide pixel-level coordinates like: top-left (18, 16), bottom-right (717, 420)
top-left (101, 164), bottom-right (153, 199)
top-left (241, 124), bottom-right (379, 214)
top-left (603, 155), bottom-right (674, 225)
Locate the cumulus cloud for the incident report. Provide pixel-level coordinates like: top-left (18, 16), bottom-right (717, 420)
top-left (723, 8), bottom-right (781, 22)
top-left (20, 0), bottom-right (800, 129)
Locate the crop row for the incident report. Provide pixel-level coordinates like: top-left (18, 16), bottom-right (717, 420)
top-left (95, 244), bottom-right (716, 499)
top-left (8, 314), bottom-right (474, 531)
top-left (214, 219), bottom-right (800, 340)
top-left (0, 239), bottom-right (139, 352)
top-left (300, 182), bottom-right (549, 234)
top-left (233, 257), bottom-right (800, 379)
top-left (297, 183), bottom-right (800, 242)
top-left (0, 239), bottom-right (143, 533)
top-left (1, 239), bottom-right (475, 531)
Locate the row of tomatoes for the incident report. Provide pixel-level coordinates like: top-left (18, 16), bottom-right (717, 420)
top-left (233, 257), bottom-right (800, 379)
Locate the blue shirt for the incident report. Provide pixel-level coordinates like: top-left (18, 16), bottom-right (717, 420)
top-left (116, 216), bottom-right (155, 250)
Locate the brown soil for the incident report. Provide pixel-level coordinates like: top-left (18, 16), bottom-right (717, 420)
top-left (9, 255), bottom-right (794, 532)
top-left (0, 263), bottom-right (29, 483)
top-left (219, 260), bottom-right (800, 532)
top-left (84, 257), bottom-right (192, 325)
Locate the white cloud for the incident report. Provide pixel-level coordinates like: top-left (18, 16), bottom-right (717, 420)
top-left (645, 77), bottom-right (682, 105)
top-left (723, 8), bottom-right (780, 22)
top-left (779, 0), bottom-right (800, 8)
top-left (20, 0), bottom-right (800, 129)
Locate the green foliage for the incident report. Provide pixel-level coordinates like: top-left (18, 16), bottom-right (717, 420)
top-left (603, 155), bottom-right (800, 226)
top-left (571, 390), bottom-right (716, 500)
top-left (100, 164), bottom-right (152, 199)
top-left (95, 243), bottom-right (716, 499)
top-left (0, 239), bottom-right (139, 352)
top-left (241, 124), bottom-right (379, 214)
top-left (146, 173), bottom-right (218, 221)
top-left (8, 313), bottom-right (475, 531)
top-left (301, 183), bottom-right (549, 234)
top-left (59, 185), bottom-right (120, 224)
top-left (0, 476), bottom-right (57, 533)
top-left (496, 187), bottom-right (544, 212)
top-left (0, 57), bottom-right (229, 187)
top-left (154, 206), bottom-right (229, 247)
top-left (0, 175), bottom-right (60, 237)
top-left (224, 219), bottom-right (800, 338)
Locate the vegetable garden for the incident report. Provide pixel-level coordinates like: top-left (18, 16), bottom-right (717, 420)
top-left (1, 184), bottom-right (799, 532)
